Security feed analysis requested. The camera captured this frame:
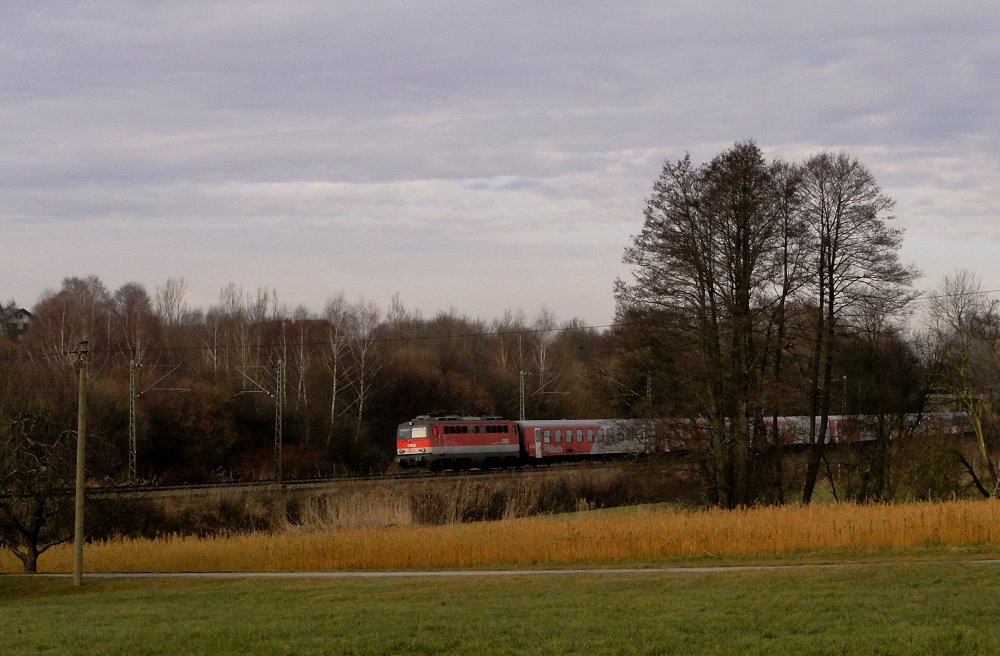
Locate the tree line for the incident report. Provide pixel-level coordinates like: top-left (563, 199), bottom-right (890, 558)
top-left (615, 140), bottom-right (997, 506)
top-left (2, 139), bottom-right (1000, 569)
top-left (2, 278), bottom-right (621, 484)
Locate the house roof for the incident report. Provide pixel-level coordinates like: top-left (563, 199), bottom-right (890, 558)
top-left (0, 307), bottom-right (32, 321)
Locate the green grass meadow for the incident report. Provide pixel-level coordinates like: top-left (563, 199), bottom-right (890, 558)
top-left (3, 561), bottom-right (1000, 655)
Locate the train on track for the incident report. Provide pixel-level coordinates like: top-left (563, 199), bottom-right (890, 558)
top-left (394, 412), bottom-right (969, 470)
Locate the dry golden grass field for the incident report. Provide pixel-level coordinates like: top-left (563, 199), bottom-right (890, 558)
top-left (4, 498), bottom-right (999, 573)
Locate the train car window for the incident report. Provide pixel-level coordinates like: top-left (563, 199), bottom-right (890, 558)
top-left (586, 429), bottom-right (593, 442)
top-left (576, 429), bottom-right (583, 442)
top-left (555, 430), bottom-right (562, 443)
top-left (597, 429), bottom-right (605, 441)
top-left (544, 430), bottom-right (551, 443)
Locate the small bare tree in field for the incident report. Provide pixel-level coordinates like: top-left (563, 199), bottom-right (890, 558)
top-left (0, 410), bottom-right (76, 572)
top-left (0, 361), bottom-right (90, 572)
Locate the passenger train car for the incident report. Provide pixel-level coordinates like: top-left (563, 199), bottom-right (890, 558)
top-left (395, 412), bottom-right (970, 469)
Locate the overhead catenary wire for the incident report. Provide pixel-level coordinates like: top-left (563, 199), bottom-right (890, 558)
top-left (7, 286), bottom-right (1000, 364)
top-left (5, 320), bottom-right (644, 363)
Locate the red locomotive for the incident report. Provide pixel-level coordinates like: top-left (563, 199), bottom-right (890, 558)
top-left (395, 415), bottom-right (521, 469)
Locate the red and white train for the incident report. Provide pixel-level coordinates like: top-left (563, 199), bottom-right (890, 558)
top-left (395, 415), bottom-right (648, 469)
top-left (394, 412), bottom-right (969, 469)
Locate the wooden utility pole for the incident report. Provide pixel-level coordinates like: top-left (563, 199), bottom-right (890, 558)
top-left (73, 340), bottom-right (88, 587)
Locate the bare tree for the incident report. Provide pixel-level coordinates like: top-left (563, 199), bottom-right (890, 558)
top-left (112, 282), bottom-right (160, 367)
top-left (0, 410), bottom-right (77, 572)
top-left (154, 277), bottom-right (189, 327)
top-left (211, 283), bottom-right (280, 377)
top-left (798, 152), bottom-right (919, 503)
top-left (617, 142), bottom-right (786, 506)
top-left (925, 270), bottom-right (1000, 496)
top-left (322, 293), bottom-right (353, 445)
top-left (386, 292), bottom-right (421, 330)
top-left (491, 309), bottom-right (527, 376)
top-left (289, 305), bottom-right (314, 412)
top-left (347, 299), bottom-right (385, 438)
top-left (527, 308), bottom-right (562, 416)
top-left (25, 276), bottom-right (113, 372)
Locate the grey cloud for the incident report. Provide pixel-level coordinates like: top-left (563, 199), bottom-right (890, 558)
top-left (4, 1), bottom-right (1000, 322)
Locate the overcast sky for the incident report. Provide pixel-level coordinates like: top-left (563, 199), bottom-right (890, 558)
top-left (3, 1), bottom-right (999, 325)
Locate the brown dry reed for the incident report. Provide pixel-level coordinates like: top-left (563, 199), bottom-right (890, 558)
top-left (6, 499), bottom-right (999, 573)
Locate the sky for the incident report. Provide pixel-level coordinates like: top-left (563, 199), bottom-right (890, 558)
top-left (3, 1), bottom-right (999, 326)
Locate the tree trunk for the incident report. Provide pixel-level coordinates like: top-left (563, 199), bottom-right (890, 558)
top-left (15, 545), bottom-right (39, 573)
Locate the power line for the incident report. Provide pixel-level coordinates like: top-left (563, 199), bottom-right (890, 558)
top-left (6, 286), bottom-right (1000, 364)
top-left (4, 320), bottom-right (641, 363)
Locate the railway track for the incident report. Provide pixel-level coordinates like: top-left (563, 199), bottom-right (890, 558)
top-left (86, 460), bottom-right (630, 500)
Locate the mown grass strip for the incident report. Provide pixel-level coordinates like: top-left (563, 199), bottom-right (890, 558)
top-left (2, 562), bottom-right (999, 655)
